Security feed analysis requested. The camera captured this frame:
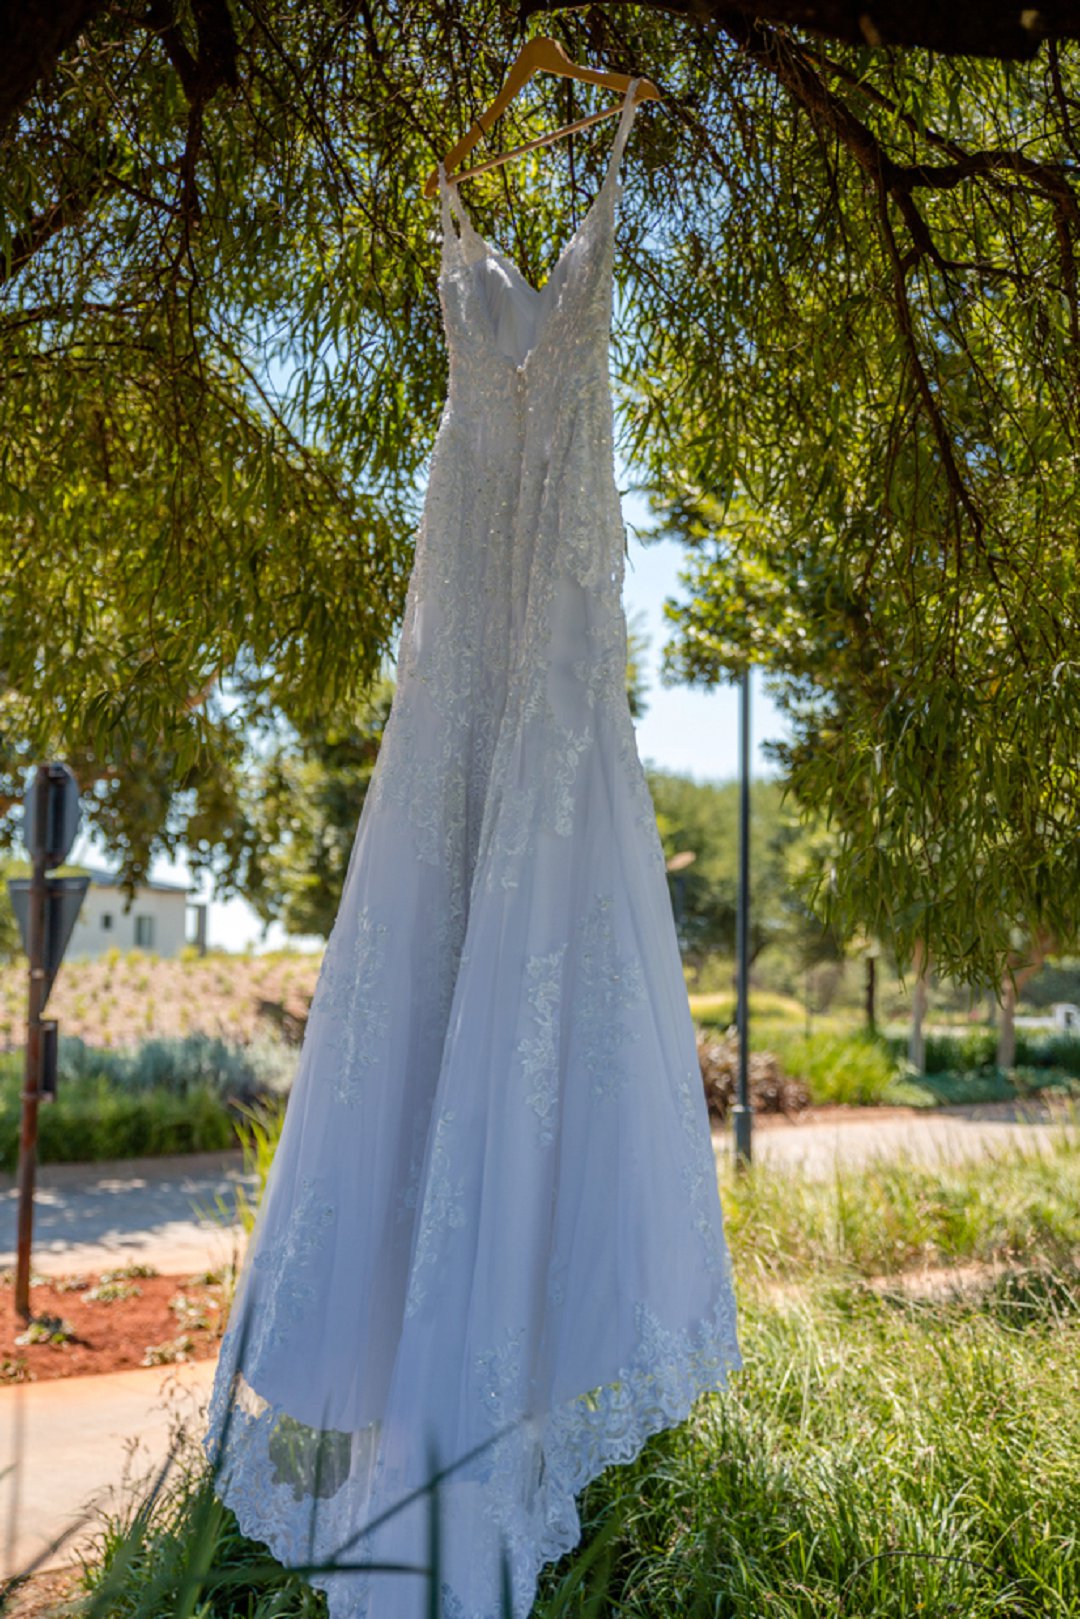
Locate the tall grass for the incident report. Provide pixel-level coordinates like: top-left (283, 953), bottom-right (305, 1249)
top-left (722, 1121), bottom-right (1080, 1282)
top-left (18, 1125), bottom-right (1079, 1619)
top-left (550, 1276), bottom-right (1080, 1617)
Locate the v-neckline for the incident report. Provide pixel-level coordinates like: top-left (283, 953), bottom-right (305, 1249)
top-left (437, 78), bottom-right (641, 371)
top-left (444, 172), bottom-right (614, 301)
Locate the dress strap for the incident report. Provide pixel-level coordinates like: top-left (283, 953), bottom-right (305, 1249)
top-left (438, 160), bottom-right (487, 261)
top-left (603, 76), bottom-right (642, 192)
top-left (438, 160), bottom-right (463, 245)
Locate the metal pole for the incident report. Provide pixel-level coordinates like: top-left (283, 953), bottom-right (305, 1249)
top-left (732, 668), bottom-right (752, 1168)
top-left (14, 765), bottom-right (49, 1321)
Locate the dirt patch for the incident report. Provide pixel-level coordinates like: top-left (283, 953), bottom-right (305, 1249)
top-left (0, 1263), bottom-right (227, 1383)
top-left (863, 1259), bottom-right (1009, 1300)
top-left (0, 951), bottom-right (321, 1053)
top-left (864, 1253), bottom-right (1080, 1303)
top-left (0, 1566), bottom-right (84, 1619)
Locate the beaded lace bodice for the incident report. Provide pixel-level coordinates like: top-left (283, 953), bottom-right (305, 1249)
top-left (370, 83), bottom-right (652, 912)
top-left (203, 79), bottom-right (741, 1619)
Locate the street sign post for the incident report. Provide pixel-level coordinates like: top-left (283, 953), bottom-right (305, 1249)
top-left (9, 763), bottom-right (84, 1320)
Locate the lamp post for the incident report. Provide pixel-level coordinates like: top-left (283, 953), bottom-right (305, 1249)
top-left (732, 667), bottom-right (752, 1169)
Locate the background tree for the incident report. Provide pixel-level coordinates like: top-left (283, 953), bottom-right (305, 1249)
top-left (648, 771), bottom-right (839, 977)
top-left (239, 683), bottom-right (394, 940)
top-left (655, 478), bottom-right (1080, 986)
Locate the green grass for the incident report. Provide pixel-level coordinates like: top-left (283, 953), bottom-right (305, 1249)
top-left (56, 1125), bottom-right (1080, 1619)
top-left (75, 1268), bottom-right (1080, 1619)
top-left (898, 1065), bottom-right (1080, 1108)
top-left (689, 990), bottom-right (808, 1029)
top-left (722, 1120), bottom-right (1080, 1283)
top-left (552, 1276), bottom-right (1080, 1618)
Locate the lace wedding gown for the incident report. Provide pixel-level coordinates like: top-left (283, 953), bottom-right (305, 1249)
top-left (204, 80), bottom-right (741, 1619)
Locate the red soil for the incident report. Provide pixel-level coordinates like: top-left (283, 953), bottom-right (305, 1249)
top-left (0, 1266), bottom-right (226, 1383)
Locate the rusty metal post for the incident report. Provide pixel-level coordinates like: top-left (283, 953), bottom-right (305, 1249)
top-left (14, 764), bottom-right (50, 1321)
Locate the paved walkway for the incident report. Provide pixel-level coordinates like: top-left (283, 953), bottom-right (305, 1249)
top-left (713, 1098), bottom-right (1075, 1178)
top-left (1, 1359), bottom-right (216, 1580)
top-left (0, 1150), bottom-right (254, 1278)
top-left (1, 1104), bottom-right (1074, 1580)
top-left (4, 1104), bottom-right (1071, 1281)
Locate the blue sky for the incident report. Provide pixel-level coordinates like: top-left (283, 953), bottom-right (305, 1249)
top-left (620, 490), bottom-right (788, 783)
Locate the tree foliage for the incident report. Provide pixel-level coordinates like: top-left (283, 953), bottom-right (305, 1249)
top-left (1, 3), bottom-right (1079, 973)
top-left (239, 681), bottom-right (391, 940)
top-left (648, 769), bottom-right (839, 969)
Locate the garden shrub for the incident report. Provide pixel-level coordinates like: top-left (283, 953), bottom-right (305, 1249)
top-left (778, 1031), bottom-right (900, 1107)
top-left (56, 1032), bottom-right (298, 1103)
top-left (887, 1028), bottom-right (1080, 1078)
top-left (0, 1032), bottom-right (295, 1168)
top-left (697, 1029), bottom-right (809, 1119)
top-left (0, 1075), bottom-right (235, 1170)
top-left (1017, 1033), bottom-right (1080, 1074)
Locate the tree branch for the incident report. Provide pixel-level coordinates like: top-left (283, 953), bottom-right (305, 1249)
top-left (0, 0), bottom-right (109, 135)
top-left (520, 0), bottom-right (1080, 60)
top-left (0, 161), bottom-right (114, 288)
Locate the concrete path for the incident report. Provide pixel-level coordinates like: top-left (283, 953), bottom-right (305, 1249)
top-left (0, 1150), bottom-right (254, 1278)
top-left (1, 1359), bottom-right (216, 1580)
top-left (712, 1099), bottom-right (1076, 1178)
top-left (4, 1106), bottom-right (1072, 1282)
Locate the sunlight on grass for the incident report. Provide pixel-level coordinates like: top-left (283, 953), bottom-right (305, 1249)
top-left (34, 1120), bottom-right (1079, 1619)
top-left (720, 1116), bottom-right (1080, 1283)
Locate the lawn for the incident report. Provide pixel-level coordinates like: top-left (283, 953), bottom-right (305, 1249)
top-left (65, 1126), bottom-right (1080, 1619)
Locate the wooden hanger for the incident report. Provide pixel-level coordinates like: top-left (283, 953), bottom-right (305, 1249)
top-left (423, 37), bottom-right (659, 198)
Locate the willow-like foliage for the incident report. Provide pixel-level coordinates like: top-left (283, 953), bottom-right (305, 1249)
top-left (1, 3), bottom-right (1078, 970)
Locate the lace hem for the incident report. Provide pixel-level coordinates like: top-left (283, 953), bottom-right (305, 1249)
top-left (202, 1288), bottom-right (741, 1619)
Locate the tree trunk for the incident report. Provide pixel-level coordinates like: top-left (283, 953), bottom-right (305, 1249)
top-left (0, 0), bottom-right (109, 135)
top-left (865, 954), bottom-right (877, 1034)
top-left (998, 974), bottom-right (1018, 1069)
top-left (908, 940), bottom-right (928, 1073)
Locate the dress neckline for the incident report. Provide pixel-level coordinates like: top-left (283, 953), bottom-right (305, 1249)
top-left (438, 76), bottom-right (642, 301)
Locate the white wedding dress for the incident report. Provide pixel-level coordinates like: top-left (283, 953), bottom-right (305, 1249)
top-left (204, 80), bottom-right (741, 1619)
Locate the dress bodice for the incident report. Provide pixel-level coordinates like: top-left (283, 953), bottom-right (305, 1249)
top-left (366, 80), bottom-right (648, 907)
top-left (436, 78), bottom-right (641, 381)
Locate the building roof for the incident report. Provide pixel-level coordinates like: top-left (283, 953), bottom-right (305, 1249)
top-left (75, 864), bottom-right (191, 896)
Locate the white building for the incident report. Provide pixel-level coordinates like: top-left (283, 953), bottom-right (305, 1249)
top-left (67, 866), bottom-right (207, 960)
